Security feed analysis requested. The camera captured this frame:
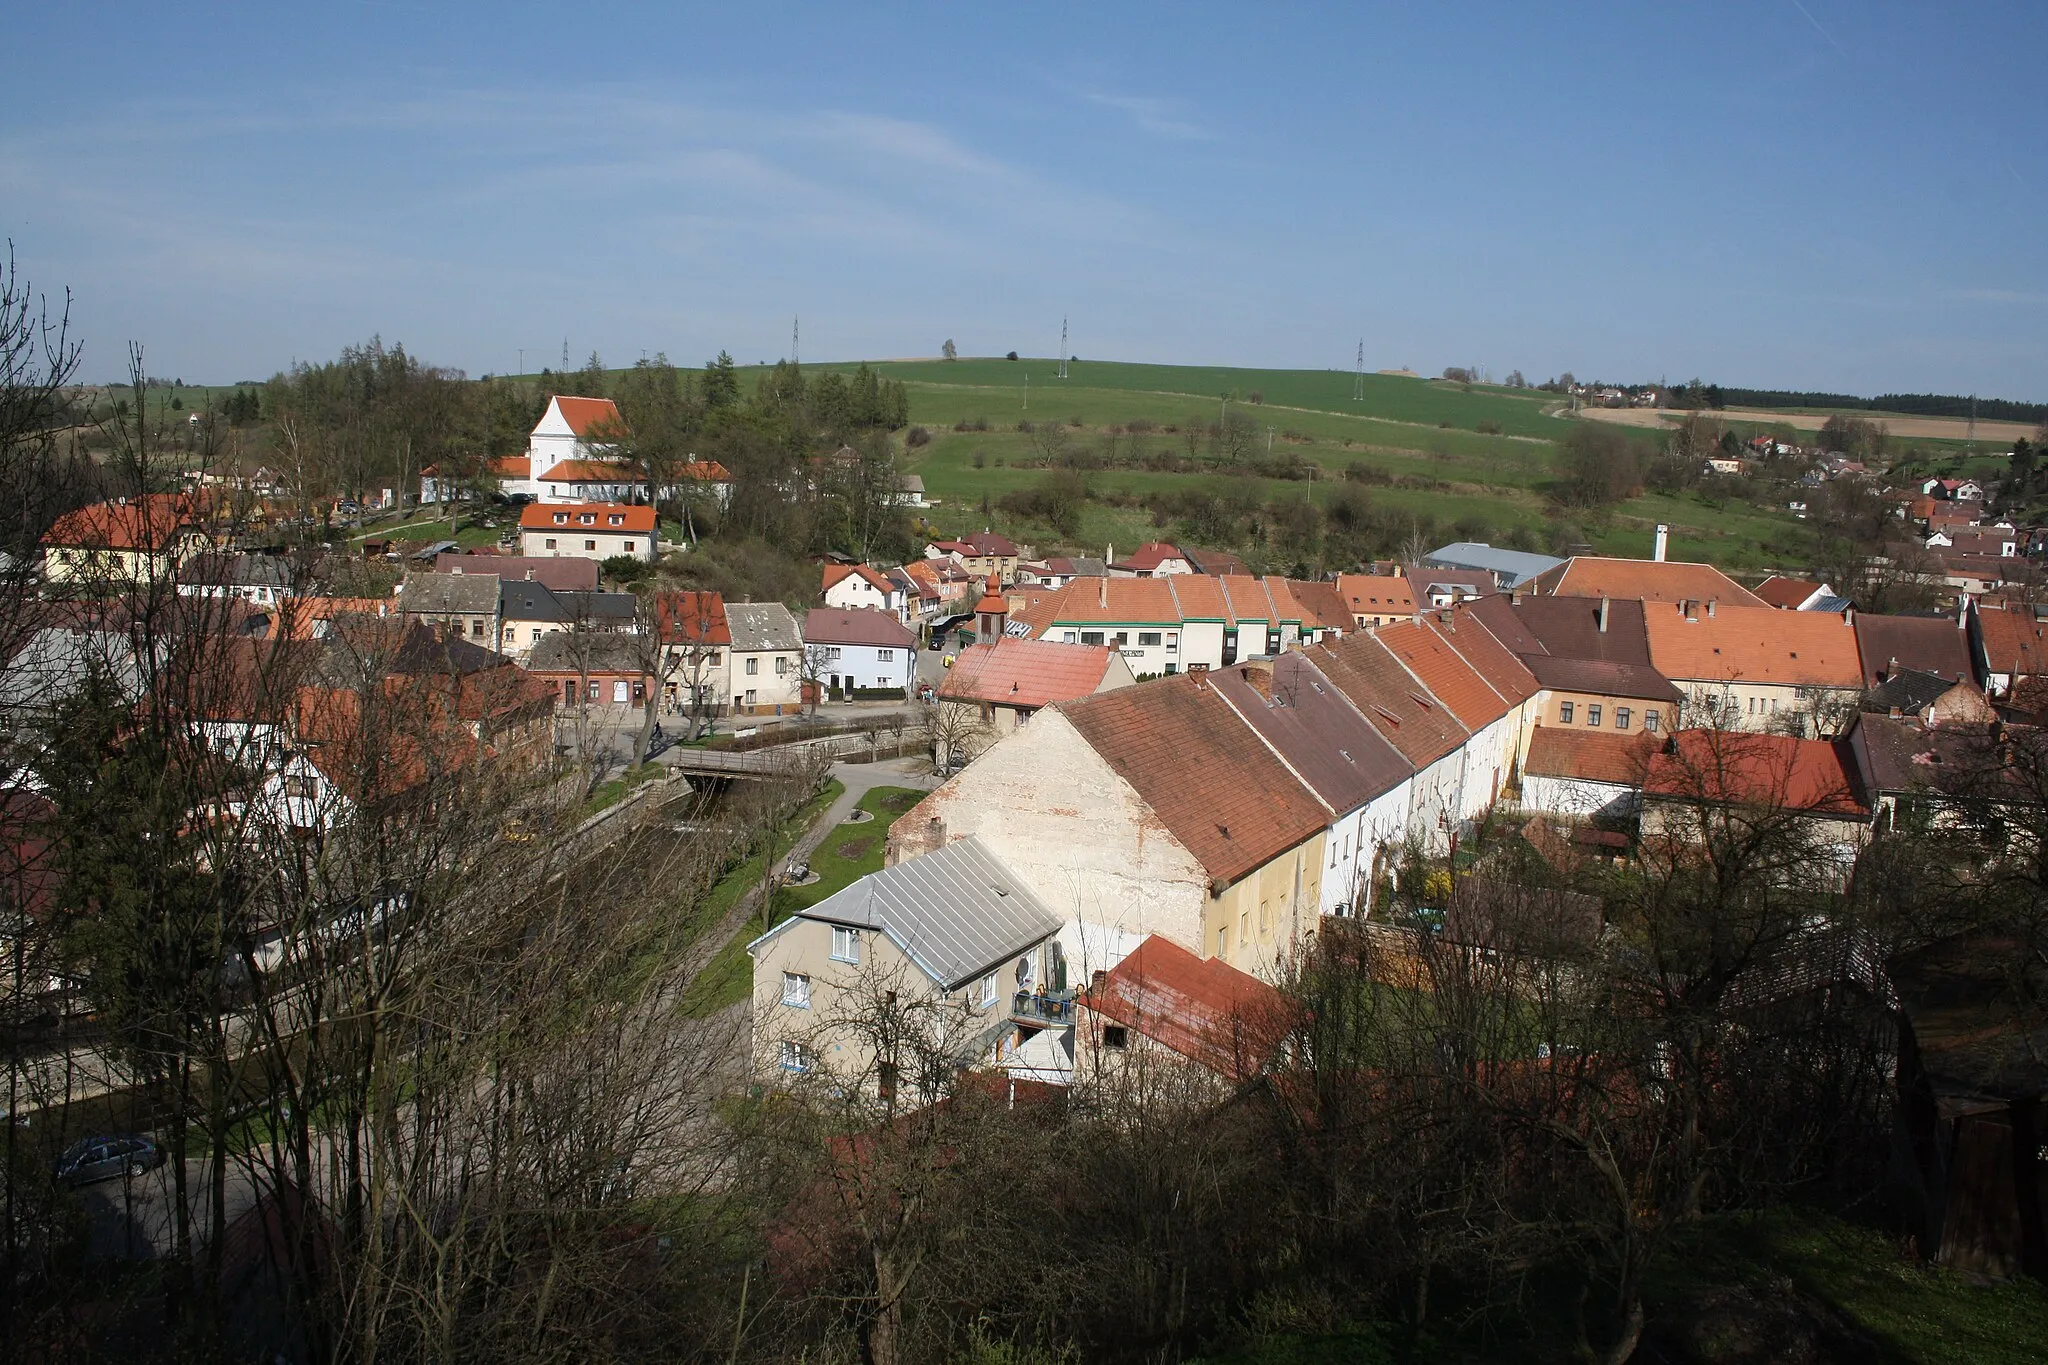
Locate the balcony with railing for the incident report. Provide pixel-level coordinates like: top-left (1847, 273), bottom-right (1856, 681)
top-left (1010, 987), bottom-right (1080, 1025)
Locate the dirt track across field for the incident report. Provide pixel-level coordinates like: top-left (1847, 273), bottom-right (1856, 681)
top-left (1576, 405), bottom-right (2036, 444)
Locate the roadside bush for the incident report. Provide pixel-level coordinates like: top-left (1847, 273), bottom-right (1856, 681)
top-left (1126, 417), bottom-right (1155, 433)
top-left (905, 425), bottom-right (932, 448)
top-left (1476, 419), bottom-right (1502, 435)
top-left (971, 450), bottom-right (987, 469)
top-left (954, 416), bottom-right (991, 432)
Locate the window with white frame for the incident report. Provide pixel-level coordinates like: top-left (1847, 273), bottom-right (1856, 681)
top-left (877, 649), bottom-right (894, 661)
top-left (781, 972), bottom-right (811, 1008)
top-left (831, 927), bottom-right (860, 963)
top-left (776, 656), bottom-right (789, 675)
top-left (978, 972), bottom-right (998, 1008)
top-left (745, 657), bottom-right (759, 676)
top-left (779, 1040), bottom-right (812, 1071)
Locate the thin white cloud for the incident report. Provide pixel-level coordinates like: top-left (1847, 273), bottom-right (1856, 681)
top-left (1083, 92), bottom-right (1209, 141)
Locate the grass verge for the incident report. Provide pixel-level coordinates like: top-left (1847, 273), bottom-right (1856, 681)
top-left (680, 785), bottom-right (925, 1018)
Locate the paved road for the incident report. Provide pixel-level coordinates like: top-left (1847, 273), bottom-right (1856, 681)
top-left (74, 1156), bottom-right (262, 1261)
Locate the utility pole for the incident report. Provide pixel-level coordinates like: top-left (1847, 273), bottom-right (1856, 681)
top-left (517, 348), bottom-right (524, 377)
top-left (1353, 339), bottom-right (1365, 402)
top-left (1023, 372), bottom-right (1028, 411)
top-left (1267, 425), bottom-right (1276, 457)
top-left (1058, 318), bottom-right (1068, 380)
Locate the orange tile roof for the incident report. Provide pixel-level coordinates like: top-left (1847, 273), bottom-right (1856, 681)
top-left (1374, 619), bottom-right (1509, 730)
top-left (1083, 934), bottom-right (1291, 1080)
top-left (940, 638), bottom-right (1119, 709)
top-left (1109, 542), bottom-right (1185, 571)
top-left (1524, 727), bottom-right (1660, 785)
top-left (1059, 674), bottom-right (1328, 886)
top-left (517, 502), bottom-right (657, 533)
top-left (549, 395), bottom-right (624, 438)
top-left (1284, 578), bottom-right (1352, 632)
top-left (486, 455), bottom-right (528, 478)
top-left (1336, 571), bottom-right (1416, 619)
top-left (1304, 633), bottom-right (1469, 768)
top-left (1534, 557), bottom-right (1767, 608)
top-left (537, 458), bottom-right (641, 483)
top-left (42, 493), bottom-right (203, 552)
top-left (679, 460), bottom-right (732, 481)
top-left (1642, 601), bottom-right (1862, 688)
top-left (1976, 606), bottom-right (2048, 680)
top-left (1022, 577), bottom-right (1184, 630)
top-left (822, 563), bottom-right (894, 596)
top-left (1753, 575), bottom-right (1824, 609)
top-left (1644, 730), bottom-right (1867, 817)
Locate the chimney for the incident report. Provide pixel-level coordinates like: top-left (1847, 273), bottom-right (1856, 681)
top-left (1653, 524), bottom-right (1669, 562)
top-left (1598, 596), bottom-right (1610, 634)
top-left (1098, 576), bottom-right (1108, 609)
top-left (1240, 659), bottom-right (1275, 698)
top-left (1510, 588), bottom-right (1524, 607)
top-left (1437, 608), bottom-right (1454, 626)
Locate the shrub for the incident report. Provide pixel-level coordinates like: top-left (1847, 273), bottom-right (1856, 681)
top-left (1248, 390), bottom-right (1264, 404)
top-left (1476, 419), bottom-right (1502, 435)
top-left (971, 450), bottom-right (987, 469)
top-left (1005, 351), bottom-right (1019, 361)
top-left (1126, 417), bottom-right (1155, 433)
top-left (1017, 419), bottom-right (1035, 433)
top-left (954, 416), bottom-right (991, 433)
top-left (601, 554), bottom-right (652, 583)
top-left (905, 424), bottom-right (931, 448)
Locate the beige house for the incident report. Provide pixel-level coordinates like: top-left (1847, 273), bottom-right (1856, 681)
top-left (891, 672), bottom-right (1330, 977)
top-left (726, 602), bottom-right (804, 714)
top-left (398, 572), bottom-right (499, 648)
top-left (747, 836), bottom-right (1062, 1097)
top-left (1643, 601), bottom-right (1864, 736)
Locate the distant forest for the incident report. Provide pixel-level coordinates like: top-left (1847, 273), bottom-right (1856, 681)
top-left (1705, 385), bottom-right (2046, 423)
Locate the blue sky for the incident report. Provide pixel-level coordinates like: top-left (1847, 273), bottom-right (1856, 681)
top-left (5, 2), bottom-right (2044, 397)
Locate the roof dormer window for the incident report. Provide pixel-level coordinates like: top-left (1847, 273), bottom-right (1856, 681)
top-left (579, 513), bottom-right (595, 525)
top-left (609, 514), bottom-right (623, 526)
top-left (552, 512), bottom-right (567, 524)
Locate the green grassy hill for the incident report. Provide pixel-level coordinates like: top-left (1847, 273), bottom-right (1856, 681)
top-left (837, 359), bottom-right (1806, 571)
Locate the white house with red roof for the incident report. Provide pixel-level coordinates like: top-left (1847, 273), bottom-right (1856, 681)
top-left (495, 395), bottom-right (625, 498)
top-left (518, 503), bottom-right (658, 561)
top-left (821, 563), bottom-right (906, 621)
top-left (803, 608), bottom-right (917, 697)
top-left (1107, 542), bottom-right (1193, 578)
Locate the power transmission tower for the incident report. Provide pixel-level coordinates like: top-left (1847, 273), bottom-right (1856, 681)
top-left (1352, 339), bottom-right (1365, 401)
top-left (1058, 318), bottom-right (1069, 380)
top-left (561, 338), bottom-right (570, 371)
top-left (792, 316), bottom-right (800, 366)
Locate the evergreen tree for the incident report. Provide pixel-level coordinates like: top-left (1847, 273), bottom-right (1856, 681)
top-left (702, 351), bottom-right (740, 411)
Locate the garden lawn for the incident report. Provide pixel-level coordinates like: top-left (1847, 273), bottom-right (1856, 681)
top-left (681, 784), bottom-right (926, 1018)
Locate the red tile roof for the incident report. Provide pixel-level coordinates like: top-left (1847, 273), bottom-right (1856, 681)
top-left (1059, 674), bottom-right (1328, 886)
top-left (964, 531), bottom-right (1019, 557)
top-left (1533, 557), bottom-right (1767, 608)
top-left (940, 638), bottom-right (1121, 709)
top-left (1336, 571), bottom-right (1417, 620)
top-left (486, 455), bottom-right (529, 478)
top-left (655, 590), bottom-right (730, 646)
top-left (1524, 728), bottom-right (1659, 786)
top-left (1423, 609), bottom-right (1539, 707)
top-left (1642, 601), bottom-right (1862, 688)
top-left (549, 395), bottom-right (624, 438)
top-left (517, 502), bottom-right (657, 533)
top-left (822, 563), bottom-right (894, 596)
top-left (678, 460), bottom-right (732, 481)
top-left (537, 458), bottom-right (642, 484)
top-left (1374, 619), bottom-right (1510, 730)
top-left (1644, 730), bottom-right (1867, 818)
top-left (1110, 542), bottom-right (1185, 572)
top-left (1754, 575), bottom-right (1824, 609)
top-left (1976, 606), bottom-right (2048, 681)
top-left (1083, 934), bottom-right (1291, 1081)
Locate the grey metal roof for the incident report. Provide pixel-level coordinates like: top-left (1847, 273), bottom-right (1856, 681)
top-left (1810, 594), bottom-right (1854, 613)
top-left (1423, 543), bottom-right (1564, 588)
top-left (402, 572), bottom-right (500, 615)
top-left (499, 580), bottom-right (638, 625)
top-left (793, 835), bottom-right (1060, 989)
top-left (0, 628), bottom-right (148, 715)
top-left (725, 601), bottom-right (802, 652)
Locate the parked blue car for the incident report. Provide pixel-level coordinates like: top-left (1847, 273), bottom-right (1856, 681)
top-left (54, 1134), bottom-right (164, 1188)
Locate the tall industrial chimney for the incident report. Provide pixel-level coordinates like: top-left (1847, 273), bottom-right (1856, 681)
top-left (1653, 524), bottom-right (1669, 563)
